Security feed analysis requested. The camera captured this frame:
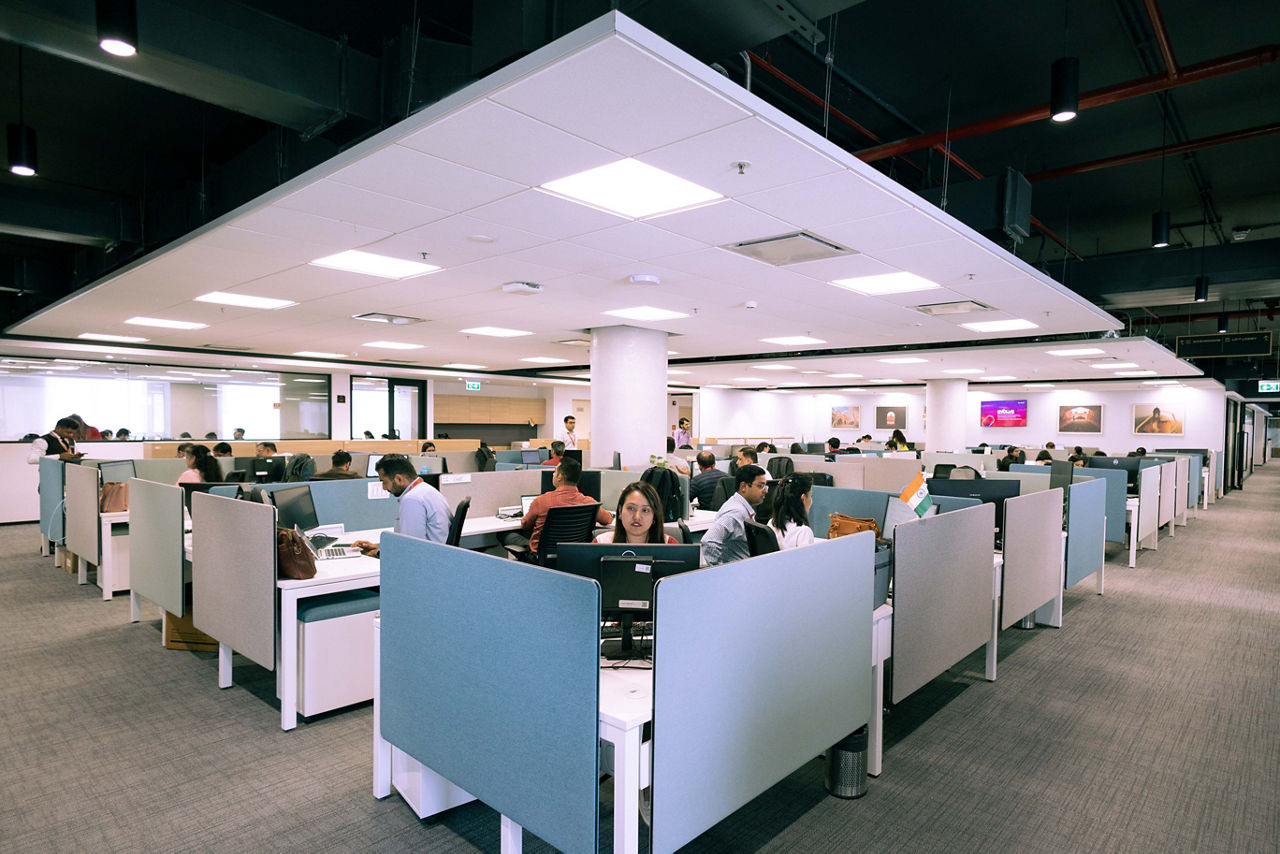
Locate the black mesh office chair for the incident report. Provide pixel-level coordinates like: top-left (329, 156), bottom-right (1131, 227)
top-left (445, 496), bottom-right (471, 548)
top-left (933, 463), bottom-right (956, 479)
top-left (754, 488), bottom-right (775, 525)
top-left (677, 519), bottom-right (691, 544)
top-left (744, 519), bottom-right (780, 557)
top-left (709, 477), bottom-right (736, 511)
top-left (766, 456), bottom-right (794, 479)
top-left (949, 466), bottom-right (980, 480)
top-left (506, 502), bottom-right (600, 568)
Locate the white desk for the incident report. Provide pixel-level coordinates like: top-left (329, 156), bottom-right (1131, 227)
top-left (868, 603), bottom-right (892, 777)
top-left (1124, 496), bottom-right (1158, 568)
top-left (76, 510), bottom-right (130, 600)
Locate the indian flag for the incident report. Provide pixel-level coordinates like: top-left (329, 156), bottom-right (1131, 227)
top-left (899, 472), bottom-right (933, 517)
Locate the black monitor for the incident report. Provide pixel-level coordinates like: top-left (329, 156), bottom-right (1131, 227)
top-left (806, 442), bottom-right (827, 454)
top-left (926, 477), bottom-right (1021, 549)
top-left (540, 468), bottom-right (601, 501)
top-left (563, 449), bottom-right (583, 465)
top-left (1086, 455), bottom-right (1143, 491)
top-left (611, 451), bottom-right (622, 471)
top-left (557, 542), bottom-right (701, 657)
top-left (98, 460), bottom-right (136, 483)
top-left (366, 453), bottom-right (384, 477)
top-left (520, 449), bottom-right (541, 465)
top-left (1048, 459), bottom-right (1074, 494)
top-left (232, 456), bottom-right (255, 472)
top-left (269, 484), bottom-right (320, 532)
top-left (252, 455), bottom-right (287, 483)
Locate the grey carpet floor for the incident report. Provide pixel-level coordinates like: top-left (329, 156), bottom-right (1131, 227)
top-left (1, 465), bottom-right (1276, 852)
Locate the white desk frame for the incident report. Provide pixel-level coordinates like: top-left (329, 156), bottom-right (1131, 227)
top-left (76, 510), bottom-right (130, 600)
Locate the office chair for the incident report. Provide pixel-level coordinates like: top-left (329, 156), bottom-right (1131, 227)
top-left (677, 519), bottom-right (691, 545)
top-left (766, 456), bottom-right (794, 479)
top-left (933, 463), bottom-right (956, 479)
top-left (754, 488), bottom-right (775, 525)
top-left (744, 519), bottom-right (780, 557)
top-left (708, 477), bottom-right (735, 512)
top-left (505, 502), bottom-right (600, 569)
top-left (445, 496), bottom-right (471, 548)
top-left (949, 466), bottom-right (979, 479)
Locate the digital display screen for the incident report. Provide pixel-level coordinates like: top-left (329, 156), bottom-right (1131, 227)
top-left (980, 399), bottom-right (1028, 427)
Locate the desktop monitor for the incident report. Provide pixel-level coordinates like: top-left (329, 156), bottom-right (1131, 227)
top-left (806, 443), bottom-right (827, 454)
top-left (540, 468), bottom-right (601, 501)
top-left (98, 460), bottom-right (136, 483)
top-left (926, 477), bottom-right (1021, 549)
top-left (1048, 459), bottom-right (1074, 494)
top-left (269, 484), bottom-right (320, 532)
top-left (250, 456), bottom-right (287, 483)
top-left (366, 453), bottom-right (384, 477)
top-left (520, 449), bottom-right (541, 465)
top-left (563, 449), bottom-right (583, 465)
top-left (1086, 455), bottom-right (1142, 491)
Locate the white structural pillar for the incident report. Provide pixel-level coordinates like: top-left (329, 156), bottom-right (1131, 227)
top-left (925, 378), bottom-right (968, 452)
top-left (590, 325), bottom-right (668, 470)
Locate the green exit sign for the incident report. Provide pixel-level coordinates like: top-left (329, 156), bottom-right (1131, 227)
top-left (464, 380), bottom-right (481, 391)
top-left (1260, 381), bottom-right (1280, 393)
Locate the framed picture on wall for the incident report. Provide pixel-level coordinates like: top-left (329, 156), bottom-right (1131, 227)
top-left (875, 406), bottom-right (907, 431)
top-left (1133, 403), bottom-right (1185, 435)
top-left (1058, 404), bottom-right (1103, 433)
top-left (830, 405), bottom-right (860, 428)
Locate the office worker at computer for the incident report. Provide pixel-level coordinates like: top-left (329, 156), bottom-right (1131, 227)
top-left (557, 415), bottom-right (578, 449)
top-left (178, 445), bottom-right (222, 484)
top-left (594, 481), bottom-right (679, 544)
top-left (1034, 450), bottom-right (1054, 464)
top-left (997, 446), bottom-right (1025, 472)
top-left (420, 441), bottom-right (436, 452)
top-left (212, 442), bottom-right (233, 457)
top-left (26, 417), bottom-right (85, 464)
top-left (689, 451), bottom-right (729, 507)
top-left (500, 457), bottom-right (612, 558)
top-left (314, 450), bottom-right (362, 480)
top-left (890, 428), bottom-right (908, 447)
top-left (663, 437), bottom-right (691, 476)
top-left (768, 473), bottom-right (816, 551)
top-left (701, 465), bottom-right (768, 566)
top-left (252, 442), bottom-right (286, 482)
top-left (542, 440), bottom-right (565, 466)
top-left (352, 454), bottom-right (452, 558)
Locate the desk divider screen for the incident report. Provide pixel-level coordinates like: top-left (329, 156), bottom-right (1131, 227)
top-left (64, 463), bottom-right (100, 564)
top-left (892, 502), bottom-right (995, 703)
top-left (190, 493), bottom-right (277, 670)
top-left (379, 535), bottom-right (599, 853)
top-left (650, 532), bottom-right (874, 852)
top-left (1157, 461), bottom-right (1177, 528)
top-left (128, 479), bottom-right (186, 617)
top-left (1065, 477), bottom-right (1106, 587)
top-left (38, 457), bottom-right (65, 544)
top-left (809, 486), bottom-right (893, 536)
top-left (1171, 456), bottom-right (1189, 521)
top-left (248, 480), bottom-right (399, 530)
top-left (1078, 468), bottom-right (1128, 544)
top-left (1136, 465), bottom-right (1160, 545)
top-left (134, 458), bottom-right (190, 484)
top-left (1000, 488), bottom-right (1064, 629)
top-left (598, 469), bottom-right (636, 512)
top-left (435, 469), bottom-right (544, 516)
top-left (861, 457), bottom-right (922, 492)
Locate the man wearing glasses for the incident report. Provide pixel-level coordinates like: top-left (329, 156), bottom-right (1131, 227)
top-left (700, 465), bottom-right (768, 566)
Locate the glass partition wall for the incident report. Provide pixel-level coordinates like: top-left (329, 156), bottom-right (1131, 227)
top-left (0, 357), bottom-right (330, 440)
top-left (350, 376), bottom-right (425, 440)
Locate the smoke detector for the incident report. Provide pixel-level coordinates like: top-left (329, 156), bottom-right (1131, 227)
top-left (502, 281), bottom-right (543, 296)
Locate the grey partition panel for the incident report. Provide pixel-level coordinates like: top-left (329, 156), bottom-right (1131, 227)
top-left (379, 535), bottom-right (599, 853)
top-left (598, 469), bottom-right (635, 511)
top-left (892, 502), bottom-right (995, 703)
top-left (436, 469), bottom-right (543, 516)
top-left (1157, 462), bottom-right (1176, 527)
top-left (309, 480), bottom-right (398, 529)
top-left (862, 458), bottom-right (921, 492)
top-left (64, 463), bottom-right (100, 562)
top-left (1136, 466), bottom-right (1160, 543)
top-left (933, 495), bottom-right (981, 514)
top-left (134, 458), bottom-right (190, 483)
top-left (1000, 489), bottom-right (1063, 629)
top-left (438, 450), bottom-right (479, 473)
top-left (1081, 468), bottom-right (1128, 543)
top-left (995, 469), bottom-right (1051, 492)
top-left (1173, 457), bottom-right (1189, 518)
top-left (191, 493), bottom-right (277, 670)
top-left (650, 533), bottom-right (873, 852)
top-left (129, 479), bottom-right (186, 616)
top-left (38, 457), bottom-right (65, 543)
top-left (1065, 478), bottom-right (1106, 587)
top-left (809, 486), bottom-right (893, 537)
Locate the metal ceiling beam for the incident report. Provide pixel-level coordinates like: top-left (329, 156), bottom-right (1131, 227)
top-left (1064, 238), bottom-right (1280, 299)
top-left (0, 0), bottom-right (381, 136)
top-left (0, 184), bottom-right (139, 248)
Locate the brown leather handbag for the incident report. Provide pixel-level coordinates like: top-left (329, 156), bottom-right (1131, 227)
top-left (276, 527), bottom-right (317, 580)
top-left (100, 482), bottom-right (129, 512)
top-left (827, 512), bottom-right (880, 540)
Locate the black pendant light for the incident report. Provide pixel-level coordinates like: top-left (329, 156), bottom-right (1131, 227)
top-left (97, 0), bottom-right (138, 57)
top-left (1194, 276), bottom-right (1210, 303)
top-left (1152, 100), bottom-right (1170, 248)
top-left (1193, 221), bottom-right (1209, 302)
top-left (6, 48), bottom-right (36, 177)
top-left (1217, 312), bottom-right (1229, 334)
top-left (1050, 3), bottom-right (1078, 123)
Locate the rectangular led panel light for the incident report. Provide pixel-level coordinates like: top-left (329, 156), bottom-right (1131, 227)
top-left (541, 158), bottom-right (722, 219)
top-left (124, 316), bottom-right (208, 330)
top-left (363, 341), bottom-right (424, 350)
top-left (310, 250), bottom-right (440, 279)
top-left (761, 336), bottom-right (826, 346)
top-left (293, 351), bottom-right (348, 358)
top-left (195, 292), bottom-right (297, 310)
top-left (830, 272), bottom-right (942, 295)
top-left (602, 306), bottom-right (689, 321)
top-left (443, 363), bottom-right (487, 370)
top-left (460, 327), bottom-right (533, 338)
top-left (78, 332), bottom-right (149, 343)
top-left (521, 356), bottom-right (571, 364)
top-left (1046, 347), bottom-right (1105, 356)
top-left (960, 319), bottom-right (1039, 332)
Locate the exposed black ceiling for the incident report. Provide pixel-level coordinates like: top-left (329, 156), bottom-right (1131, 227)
top-left (1, 0), bottom-right (1278, 381)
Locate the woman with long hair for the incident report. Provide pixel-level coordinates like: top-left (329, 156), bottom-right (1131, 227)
top-left (767, 473), bottom-right (815, 550)
top-left (594, 481), bottom-right (678, 544)
top-left (178, 444), bottom-right (223, 484)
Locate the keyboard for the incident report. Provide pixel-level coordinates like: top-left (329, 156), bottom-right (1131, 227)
top-left (318, 546), bottom-right (362, 560)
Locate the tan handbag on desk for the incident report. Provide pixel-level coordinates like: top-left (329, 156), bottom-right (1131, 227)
top-left (276, 528), bottom-right (317, 580)
top-left (826, 512), bottom-right (880, 540)
top-left (100, 482), bottom-right (129, 512)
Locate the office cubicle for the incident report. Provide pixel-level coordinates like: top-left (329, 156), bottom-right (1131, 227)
top-left (128, 479), bottom-right (186, 621)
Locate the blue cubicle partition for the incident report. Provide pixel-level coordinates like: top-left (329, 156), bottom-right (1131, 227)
top-left (38, 457), bottom-right (66, 547)
top-left (1064, 477), bottom-right (1106, 587)
top-left (252, 479), bottom-right (399, 530)
top-left (810, 485), bottom-right (981, 537)
top-left (650, 532), bottom-right (874, 851)
top-left (380, 535), bottom-right (600, 853)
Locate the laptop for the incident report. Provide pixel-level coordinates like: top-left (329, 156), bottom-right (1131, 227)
top-left (295, 525), bottom-right (361, 560)
top-left (520, 494), bottom-right (537, 516)
top-left (520, 449), bottom-right (541, 465)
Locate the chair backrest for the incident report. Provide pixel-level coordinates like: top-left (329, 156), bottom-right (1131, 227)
top-left (932, 463), bottom-right (956, 479)
top-left (446, 496), bottom-right (471, 547)
top-left (709, 477), bottom-right (736, 511)
top-left (744, 519), bottom-right (780, 557)
top-left (766, 456), bottom-right (795, 479)
top-left (950, 466), bottom-right (979, 480)
top-left (538, 502), bottom-right (601, 568)
top-left (677, 519), bottom-right (691, 545)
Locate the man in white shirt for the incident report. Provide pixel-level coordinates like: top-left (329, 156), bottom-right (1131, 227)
top-left (27, 418), bottom-right (85, 465)
top-left (353, 454), bottom-right (452, 557)
top-left (701, 465), bottom-right (768, 566)
top-left (557, 415), bottom-right (578, 449)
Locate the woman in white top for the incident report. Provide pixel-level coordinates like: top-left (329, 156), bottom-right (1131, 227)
top-left (767, 472), bottom-right (815, 550)
top-left (594, 481), bottom-right (679, 545)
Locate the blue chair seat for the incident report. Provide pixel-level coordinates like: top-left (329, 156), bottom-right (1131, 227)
top-left (297, 589), bottom-right (380, 623)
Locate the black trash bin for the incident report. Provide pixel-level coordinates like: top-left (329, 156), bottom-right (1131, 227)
top-left (824, 726), bottom-right (869, 798)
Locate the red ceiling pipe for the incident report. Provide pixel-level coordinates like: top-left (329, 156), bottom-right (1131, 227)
top-left (1027, 123), bottom-right (1280, 182)
top-left (1143, 0), bottom-right (1180, 79)
top-left (856, 45), bottom-right (1279, 163)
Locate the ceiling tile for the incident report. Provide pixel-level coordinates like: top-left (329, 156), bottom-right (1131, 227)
top-left (466, 189), bottom-right (627, 240)
top-left (821, 210), bottom-right (963, 254)
top-left (232, 206), bottom-right (391, 249)
top-left (737, 170), bottom-right (910, 227)
top-left (569, 221), bottom-right (704, 260)
top-left (504, 242), bottom-right (632, 274)
top-left (274, 179), bottom-right (451, 233)
top-left (649, 200), bottom-right (791, 246)
top-left (365, 214), bottom-right (548, 267)
top-left (328, 144), bottom-right (524, 212)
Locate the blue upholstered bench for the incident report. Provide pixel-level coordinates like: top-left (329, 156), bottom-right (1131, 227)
top-left (296, 589), bottom-right (380, 717)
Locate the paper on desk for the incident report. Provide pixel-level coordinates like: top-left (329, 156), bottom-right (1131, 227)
top-left (440, 474), bottom-right (471, 485)
top-left (368, 482), bottom-right (390, 499)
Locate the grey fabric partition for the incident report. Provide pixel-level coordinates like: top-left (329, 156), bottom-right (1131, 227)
top-left (862, 458), bottom-right (923, 492)
top-left (1153, 449), bottom-right (1205, 508)
top-left (134, 458), bottom-right (190, 483)
top-left (191, 493), bottom-right (276, 670)
top-left (128, 479), bottom-right (186, 617)
top-left (379, 535), bottom-right (599, 853)
top-left (436, 450), bottom-right (479, 474)
top-left (38, 457), bottom-right (65, 545)
top-left (1157, 461), bottom-right (1177, 528)
top-left (64, 463), bottom-right (100, 564)
top-left (1000, 489), bottom-right (1064, 629)
top-left (1135, 465), bottom-right (1160, 545)
top-left (650, 533), bottom-right (874, 852)
top-left (1065, 477), bottom-right (1106, 587)
top-left (252, 479), bottom-right (399, 530)
top-left (892, 502), bottom-right (995, 703)
top-left (435, 469), bottom-right (544, 516)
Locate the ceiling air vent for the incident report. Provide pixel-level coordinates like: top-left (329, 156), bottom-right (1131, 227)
top-left (378, 358), bottom-right (419, 364)
top-left (202, 343), bottom-right (254, 351)
top-left (722, 232), bottom-right (854, 266)
top-left (555, 338), bottom-right (592, 348)
top-left (353, 312), bottom-right (425, 325)
top-left (912, 300), bottom-right (993, 317)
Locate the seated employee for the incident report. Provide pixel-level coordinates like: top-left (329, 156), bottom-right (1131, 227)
top-left (353, 454), bottom-right (451, 557)
top-left (735, 445), bottom-right (770, 477)
top-left (212, 442), bottom-right (233, 458)
top-left (996, 446), bottom-right (1026, 471)
top-left (689, 451), bottom-right (729, 507)
top-left (701, 464), bottom-right (768, 566)
top-left (662, 436), bottom-right (691, 476)
top-left (826, 436), bottom-right (841, 460)
top-left (314, 449), bottom-right (362, 480)
top-left (542, 440), bottom-right (565, 466)
top-left (254, 442), bottom-right (286, 482)
top-left (500, 457), bottom-right (612, 560)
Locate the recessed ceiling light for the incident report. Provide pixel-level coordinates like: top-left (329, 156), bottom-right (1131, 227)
top-left (1024, 383), bottom-right (1055, 388)
top-left (981, 375), bottom-right (1017, 381)
top-left (733, 377), bottom-right (764, 383)
top-left (753, 364), bottom-right (796, 371)
top-left (770, 389), bottom-right (794, 394)
top-left (942, 368), bottom-right (984, 374)
top-left (195, 292), bottom-right (297, 310)
top-left (667, 369), bottom-right (691, 375)
top-left (1116, 370), bottom-right (1158, 376)
top-left (460, 326), bottom-right (533, 338)
top-left (521, 356), bottom-right (571, 364)
top-left (602, 306), bottom-right (689, 321)
top-left (869, 378), bottom-right (902, 384)
top-left (556, 338), bottom-right (592, 347)
top-left (1046, 347), bottom-right (1105, 356)
top-left (761, 335), bottom-right (827, 346)
top-left (310, 250), bottom-right (440, 279)
top-left (1142, 379), bottom-right (1180, 385)
top-left (827, 373), bottom-right (863, 378)
top-left (572, 372), bottom-right (592, 379)
top-left (878, 356), bottom-right (927, 364)
top-left (540, 158), bottom-right (722, 219)
top-left (78, 332), bottom-right (149, 343)
top-left (1094, 362), bottom-right (1139, 369)
top-left (800, 370), bottom-right (825, 375)
top-left (124, 316), bottom-right (208, 330)
top-left (668, 350), bottom-right (680, 355)
top-left (961, 319), bottom-right (1039, 333)
top-left (292, 351), bottom-right (348, 358)
top-left (706, 384), bottom-right (731, 389)
top-left (778, 382), bottom-right (806, 387)
top-left (292, 378), bottom-right (327, 383)
top-left (830, 272), bottom-right (942, 295)
top-left (363, 341), bottom-right (424, 350)
top-left (443, 363), bottom-right (487, 370)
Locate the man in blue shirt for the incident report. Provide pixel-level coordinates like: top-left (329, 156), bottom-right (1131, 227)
top-left (701, 465), bottom-right (768, 566)
top-left (352, 454), bottom-right (452, 557)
